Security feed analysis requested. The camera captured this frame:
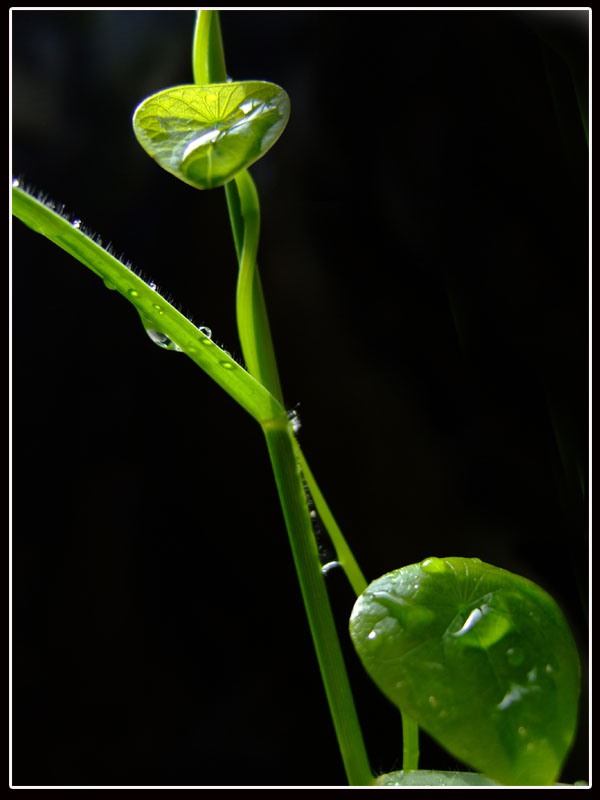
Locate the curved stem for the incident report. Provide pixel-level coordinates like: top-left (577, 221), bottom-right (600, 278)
top-left (193, 9), bottom-right (373, 784)
top-left (294, 444), bottom-right (367, 597)
top-left (233, 170), bottom-right (285, 405)
top-left (193, 10), bottom-right (226, 85)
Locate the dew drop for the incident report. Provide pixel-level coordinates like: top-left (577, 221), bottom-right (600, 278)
top-left (367, 630), bottom-right (377, 641)
top-left (138, 311), bottom-right (181, 352)
top-left (428, 695), bottom-right (438, 708)
top-left (148, 281), bottom-right (157, 291)
top-left (451, 607), bottom-right (483, 637)
top-left (153, 304), bottom-right (164, 314)
top-left (321, 561), bottom-right (341, 575)
top-left (288, 409), bottom-right (301, 433)
top-left (198, 325), bottom-right (212, 338)
top-left (128, 289), bottom-right (140, 298)
top-left (12, 178), bottom-right (20, 188)
top-left (182, 129), bottom-right (221, 160)
top-left (72, 218), bottom-right (82, 229)
top-left (421, 557), bottom-right (446, 574)
top-left (145, 328), bottom-right (182, 351)
top-left (103, 279), bottom-right (116, 290)
top-left (220, 360), bottom-right (234, 369)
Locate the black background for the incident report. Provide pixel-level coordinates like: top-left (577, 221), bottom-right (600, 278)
top-left (12, 9), bottom-right (588, 787)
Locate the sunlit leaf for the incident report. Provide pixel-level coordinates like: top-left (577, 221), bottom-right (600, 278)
top-left (349, 557), bottom-right (581, 785)
top-left (133, 81), bottom-right (290, 190)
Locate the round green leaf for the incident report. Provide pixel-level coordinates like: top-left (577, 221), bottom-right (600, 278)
top-left (132, 81), bottom-right (290, 189)
top-left (349, 557), bottom-right (581, 786)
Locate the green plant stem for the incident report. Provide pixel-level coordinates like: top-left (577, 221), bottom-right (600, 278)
top-left (192, 8), bottom-right (227, 84)
top-left (232, 170), bottom-right (285, 405)
top-left (402, 713), bottom-right (420, 771)
top-left (262, 419), bottom-right (373, 786)
top-left (294, 447), bottom-right (367, 597)
top-left (204, 10), bottom-right (420, 771)
top-left (193, 10), bottom-right (373, 783)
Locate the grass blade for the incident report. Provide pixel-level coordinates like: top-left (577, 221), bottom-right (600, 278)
top-left (11, 184), bottom-right (285, 426)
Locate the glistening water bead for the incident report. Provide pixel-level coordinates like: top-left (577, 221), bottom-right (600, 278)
top-left (349, 558), bottom-right (581, 786)
top-left (145, 328), bottom-right (182, 352)
top-left (137, 310), bottom-right (182, 352)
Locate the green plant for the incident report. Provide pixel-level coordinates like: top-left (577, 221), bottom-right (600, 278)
top-left (11, 10), bottom-right (587, 787)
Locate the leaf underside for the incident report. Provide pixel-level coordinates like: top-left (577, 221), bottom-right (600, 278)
top-left (350, 557), bottom-right (581, 786)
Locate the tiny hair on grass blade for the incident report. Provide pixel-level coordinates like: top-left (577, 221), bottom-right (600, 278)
top-left (11, 183), bottom-right (285, 427)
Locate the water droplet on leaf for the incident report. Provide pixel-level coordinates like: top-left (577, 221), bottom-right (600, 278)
top-left (133, 81), bottom-right (290, 190)
top-left (451, 607), bottom-right (483, 637)
top-left (138, 311), bottom-right (181, 352)
top-left (145, 328), bottom-right (182, 351)
top-left (421, 557), bottom-right (447, 574)
top-left (349, 557), bottom-right (581, 786)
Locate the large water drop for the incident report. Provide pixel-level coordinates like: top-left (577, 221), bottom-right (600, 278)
top-left (145, 328), bottom-right (182, 352)
top-left (138, 312), bottom-right (182, 352)
top-left (421, 557), bottom-right (447, 574)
